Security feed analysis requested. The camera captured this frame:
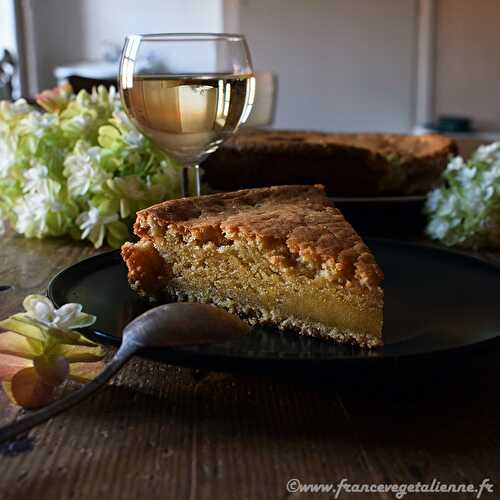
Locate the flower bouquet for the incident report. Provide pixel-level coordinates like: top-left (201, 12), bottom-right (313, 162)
top-left (426, 142), bottom-right (500, 249)
top-left (0, 84), bottom-right (180, 248)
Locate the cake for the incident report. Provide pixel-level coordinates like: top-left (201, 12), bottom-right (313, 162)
top-left (202, 130), bottom-right (457, 196)
top-left (121, 185), bottom-right (384, 348)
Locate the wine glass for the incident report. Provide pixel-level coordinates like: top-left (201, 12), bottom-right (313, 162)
top-left (119, 33), bottom-right (255, 197)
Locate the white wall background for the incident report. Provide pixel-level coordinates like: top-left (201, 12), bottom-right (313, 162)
top-left (29, 0), bottom-right (86, 92)
top-left (434, 0), bottom-right (500, 131)
top-left (240, 0), bottom-right (418, 132)
top-left (79, 0), bottom-right (223, 60)
top-left (7, 0), bottom-right (500, 132)
top-left (0, 0), bottom-right (16, 53)
top-left (27, 0), bottom-right (224, 90)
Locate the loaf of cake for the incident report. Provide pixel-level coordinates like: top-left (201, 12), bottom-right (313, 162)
top-left (202, 130), bottom-right (457, 197)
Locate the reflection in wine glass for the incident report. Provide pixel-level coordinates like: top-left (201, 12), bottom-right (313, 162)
top-left (119, 33), bottom-right (255, 197)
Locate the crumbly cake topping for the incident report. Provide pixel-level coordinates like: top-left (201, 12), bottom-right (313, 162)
top-left (223, 130), bottom-right (454, 161)
top-left (134, 185), bottom-right (383, 289)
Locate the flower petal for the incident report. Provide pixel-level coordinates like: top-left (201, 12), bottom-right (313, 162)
top-left (54, 303), bottom-right (82, 323)
top-left (23, 294), bottom-right (55, 318)
top-left (53, 302), bottom-right (96, 329)
top-left (0, 316), bottom-right (46, 342)
top-left (47, 327), bottom-right (97, 347)
top-left (2, 381), bottom-right (17, 405)
top-left (66, 312), bottom-right (97, 328)
top-left (50, 343), bottom-right (105, 363)
top-left (22, 295), bottom-right (58, 325)
top-left (10, 367), bottom-right (55, 409)
top-left (68, 361), bottom-right (104, 383)
top-left (0, 331), bottom-right (43, 359)
top-left (46, 327), bottom-right (82, 343)
top-left (0, 354), bottom-right (33, 381)
top-left (53, 303), bottom-right (97, 329)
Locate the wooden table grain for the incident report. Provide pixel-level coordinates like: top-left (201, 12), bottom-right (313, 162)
top-left (0, 229), bottom-right (499, 500)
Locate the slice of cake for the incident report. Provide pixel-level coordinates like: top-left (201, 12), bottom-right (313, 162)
top-left (121, 185), bottom-right (384, 347)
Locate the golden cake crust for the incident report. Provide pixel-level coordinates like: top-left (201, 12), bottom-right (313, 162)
top-left (121, 239), bottom-right (172, 293)
top-left (218, 130), bottom-right (454, 158)
top-left (134, 185), bottom-right (383, 289)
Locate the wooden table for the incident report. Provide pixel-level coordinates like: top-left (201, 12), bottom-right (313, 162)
top-left (1, 229), bottom-right (499, 500)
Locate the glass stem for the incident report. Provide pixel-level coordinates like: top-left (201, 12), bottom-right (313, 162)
top-left (181, 164), bottom-right (201, 197)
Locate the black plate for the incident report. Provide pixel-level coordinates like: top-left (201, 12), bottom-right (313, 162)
top-left (47, 239), bottom-right (500, 376)
top-left (333, 196), bottom-right (427, 238)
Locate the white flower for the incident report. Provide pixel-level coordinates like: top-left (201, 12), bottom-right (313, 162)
top-left (447, 156), bottom-right (465, 172)
top-left (123, 130), bottom-right (144, 147)
top-left (457, 166), bottom-right (476, 184)
top-left (112, 110), bottom-right (135, 133)
top-left (23, 161), bottom-right (49, 193)
top-left (65, 156), bottom-right (92, 196)
top-left (14, 192), bottom-right (50, 236)
top-left (19, 112), bottom-right (57, 138)
top-left (92, 85), bottom-right (119, 111)
top-left (13, 182), bottom-right (63, 237)
top-left (463, 185), bottom-right (485, 211)
top-left (11, 99), bottom-right (31, 115)
top-left (22, 294), bottom-right (96, 329)
top-left (473, 142), bottom-right (500, 162)
top-left (481, 163), bottom-right (500, 187)
top-left (76, 205), bottom-right (118, 248)
top-left (484, 185), bottom-right (494, 200)
top-left (69, 114), bottom-right (90, 131)
top-left (0, 98), bottom-right (31, 119)
top-left (438, 194), bottom-right (458, 216)
top-left (64, 146), bottom-right (108, 196)
top-left (426, 189), bottom-right (443, 212)
top-left (0, 135), bottom-right (16, 177)
top-left (428, 218), bottom-right (450, 239)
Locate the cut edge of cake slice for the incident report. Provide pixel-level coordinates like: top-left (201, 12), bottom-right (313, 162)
top-left (121, 185), bottom-right (384, 348)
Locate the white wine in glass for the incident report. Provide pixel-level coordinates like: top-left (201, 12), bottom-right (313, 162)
top-left (119, 34), bottom-right (255, 197)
